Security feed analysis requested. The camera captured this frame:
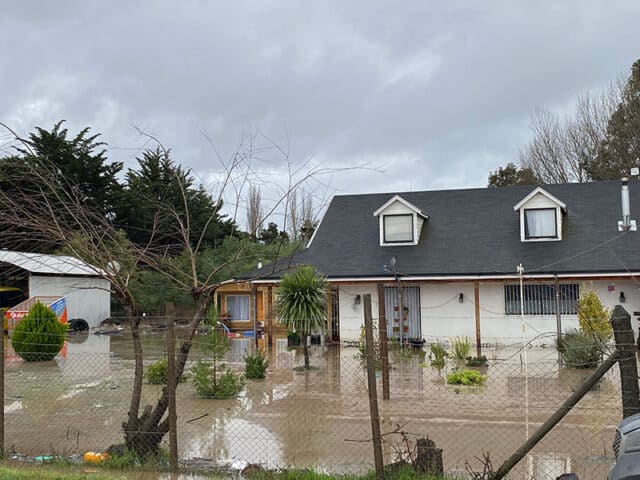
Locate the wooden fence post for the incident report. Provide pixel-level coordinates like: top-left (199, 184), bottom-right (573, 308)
top-left (363, 294), bottom-right (384, 479)
top-left (610, 304), bottom-right (640, 418)
top-left (0, 332), bottom-right (4, 460)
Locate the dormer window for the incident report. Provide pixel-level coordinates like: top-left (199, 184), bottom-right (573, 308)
top-left (513, 187), bottom-right (566, 243)
top-left (384, 214), bottom-right (414, 243)
top-left (373, 195), bottom-right (429, 246)
top-left (524, 208), bottom-right (557, 239)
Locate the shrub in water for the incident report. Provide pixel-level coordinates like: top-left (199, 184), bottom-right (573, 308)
top-left (465, 355), bottom-right (488, 367)
top-left (244, 349), bottom-right (269, 379)
top-left (577, 288), bottom-right (612, 342)
top-left (145, 359), bottom-right (187, 384)
top-left (450, 336), bottom-right (471, 366)
top-left (446, 369), bottom-right (487, 386)
top-left (557, 330), bottom-right (601, 368)
top-left (191, 360), bottom-right (244, 398)
top-left (11, 301), bottom-right (67, 361)
top-left (430, 342), bottom-right (448, 372)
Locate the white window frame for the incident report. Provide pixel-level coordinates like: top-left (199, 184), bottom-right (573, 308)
top-left (524, 208), bottom-right (558, 239)
top-left (513, 188), bottom-right (566, 243)
top-left (383, 214), bottom-right (414, 244)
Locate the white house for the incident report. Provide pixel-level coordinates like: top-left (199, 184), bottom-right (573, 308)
top-left (235, 180), bottom-right (640, 346)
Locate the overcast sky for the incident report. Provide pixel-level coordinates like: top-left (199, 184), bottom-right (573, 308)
top-left (2, 1), bottom-right (640, 227)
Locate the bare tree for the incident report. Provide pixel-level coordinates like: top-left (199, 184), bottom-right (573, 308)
top-left (287, 188), bottom-right (299, 240)
top-left (246, 183), bottom-right (263, 239)
top-left (1, 122), bottom-right (370, 456)
top-left (519, 81), bottom-right (622, 183)
top-left (287, 187), bottom-right (316, 240)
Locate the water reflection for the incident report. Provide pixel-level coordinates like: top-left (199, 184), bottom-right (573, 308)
top-left (1, 334), bottom-right (621, 477)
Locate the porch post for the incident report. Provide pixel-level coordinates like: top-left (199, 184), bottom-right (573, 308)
top-left (266, 286), bottom-right (273, 347)
top-left (554, 274), bottom-right (562, 365)
top-left (251, 284), bottom-right (258, 349)
top-left (396, 274), bottom-right (404, 348)
top-left (474, 281), bottom-right (481, 358)
top-left (376, 283), bottom-right (390, 400)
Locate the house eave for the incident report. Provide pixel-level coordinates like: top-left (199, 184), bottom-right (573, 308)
top-left (248, 271), bottom-right (640, 284)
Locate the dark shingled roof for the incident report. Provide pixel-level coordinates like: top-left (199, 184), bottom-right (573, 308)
top-left (248, 180), bottom-right (640, 280)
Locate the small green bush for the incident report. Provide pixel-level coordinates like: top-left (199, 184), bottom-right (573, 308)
top-left (557, 330), bottom-right (602, 368)
top-left (430, 342), bottom-right (448, 371)
top-left (145, 359), bottom-right (187, 384)
top-left (465, 355), bottom-right (488, 367)
top-left (191, 360), bottom-right (244, 398)
top-left (244, 349), bottom-right (269, 379)
top-left (11, 301), bottom-right (67, 362)
top-left (446, 369), bottom-right (487, 386)
top-left (577, 288), bottom-right (612, 341)
top-left (450, 337), bottom-right (470, 365)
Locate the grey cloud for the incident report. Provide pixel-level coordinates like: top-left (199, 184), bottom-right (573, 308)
top-left (2, 0), bottom-right (640, 218)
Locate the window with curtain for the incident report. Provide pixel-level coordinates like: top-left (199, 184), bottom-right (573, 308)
top-left (226, 295), bottom-right (250, 320)
top-left (524, 208), bottom-right (557, 238)
top-left (383, 214), bottom-right (413, 243)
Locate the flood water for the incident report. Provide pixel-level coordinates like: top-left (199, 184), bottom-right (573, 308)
top-left (2, 331), bottom-right (624, 479)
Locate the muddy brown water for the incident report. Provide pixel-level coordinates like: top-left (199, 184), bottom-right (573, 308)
top-left (3, 333), bottom-right (623, 479)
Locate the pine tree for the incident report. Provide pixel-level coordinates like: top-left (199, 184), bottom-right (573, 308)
top-left (588, 60), bottom-right (640, 180)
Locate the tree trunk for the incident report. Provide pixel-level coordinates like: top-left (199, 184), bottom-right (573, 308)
top-left (117, 293), bottom-right (214, 457)
top-left (303, 336), bottom-right (310, 369)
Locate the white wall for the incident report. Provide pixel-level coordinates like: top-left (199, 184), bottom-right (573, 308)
top-left (29, 275), bottom-right (111, 328)
top-left (337, 279), bottom-right (640, 345)
top-left (338, 284), bottom-right (379, 342)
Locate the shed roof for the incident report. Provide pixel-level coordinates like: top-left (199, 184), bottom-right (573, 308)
top-left (0, 250), bottom-right (102, 276)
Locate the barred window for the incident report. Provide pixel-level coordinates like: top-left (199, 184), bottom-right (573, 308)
top-left (504, 284), bottom-right (578, 315)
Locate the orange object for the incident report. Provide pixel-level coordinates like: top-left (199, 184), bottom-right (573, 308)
top-left (84, 451), bottom-right (109, 463)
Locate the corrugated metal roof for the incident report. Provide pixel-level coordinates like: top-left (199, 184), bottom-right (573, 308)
top-left (0, 250), bottom-right (102, 276)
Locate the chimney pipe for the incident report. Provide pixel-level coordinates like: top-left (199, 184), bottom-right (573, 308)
top-left (622, 177), bottom-right (630, 227)
top-left (619, 177), bottom-right (637, 231)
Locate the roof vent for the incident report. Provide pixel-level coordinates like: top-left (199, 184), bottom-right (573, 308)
top-left (618, 178), bottom-right (637, 232)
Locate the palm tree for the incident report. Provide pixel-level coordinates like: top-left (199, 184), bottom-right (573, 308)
top-left (277, 266), bottom-right (327, 369)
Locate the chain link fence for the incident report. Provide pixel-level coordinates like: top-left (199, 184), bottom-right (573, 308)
top-left (1, 317), bottom-right (629, 479)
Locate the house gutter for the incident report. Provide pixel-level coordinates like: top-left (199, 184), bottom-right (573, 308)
top-left (248, 271), bottom-right (640, 284)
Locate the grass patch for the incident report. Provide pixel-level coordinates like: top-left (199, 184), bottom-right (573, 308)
top-left (0, 465), bottom-right (126, 479)
top-left (248, 465), bottom-right (460, 480)
top-left (99, 447), bottom-right (168, 470)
